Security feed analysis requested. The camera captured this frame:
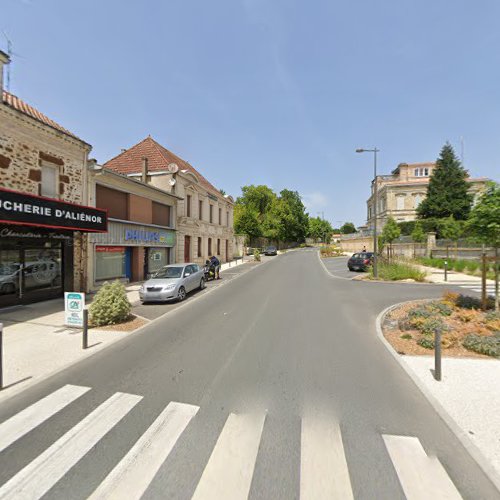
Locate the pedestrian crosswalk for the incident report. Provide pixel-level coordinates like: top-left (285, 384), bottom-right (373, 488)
top-left (460, 285), bottom-right (496, 295)
top-left (447, 281), bottom-right (497, 296)
top-left (0, 384), bottom-right (464, 499)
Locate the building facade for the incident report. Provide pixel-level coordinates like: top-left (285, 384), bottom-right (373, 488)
top-left (0, 51), bottom-right (107, 308)
top-left (104, 136), bottom-right (234, 265)
top-left (366, 162), bottom-right (489, 231)
top-left (86, 165), bottom-right (179, 289)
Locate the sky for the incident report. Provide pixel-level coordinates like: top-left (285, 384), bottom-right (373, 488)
top-left (2, 0), bottom-right (499, 227)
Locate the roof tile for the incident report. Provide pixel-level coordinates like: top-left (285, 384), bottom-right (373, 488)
top-left (104, 136), bottom-right (227, 200)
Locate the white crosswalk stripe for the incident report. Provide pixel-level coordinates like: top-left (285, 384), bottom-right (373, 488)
top-left (456, 284), bottom-right (496, 295)
top-left (300, 415), bottom-right (354, 499)
top-left (0, 384), bottom-right (90, 453)
top-left (0, 392), bottom-right (142, 500)
top-left (89, 401), bottom-right (199, 500)
top-left (0, 386), bottom-right (466, 499)
top-left (383, 434), bottom-right (462, 500)
top-left (191, 412), bottom-right (266, 500)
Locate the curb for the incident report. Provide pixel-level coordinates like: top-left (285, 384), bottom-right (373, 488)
top-left (0, 254), bottom-right (279, 404)
top-left (376, 302), bottom-right (500, 493)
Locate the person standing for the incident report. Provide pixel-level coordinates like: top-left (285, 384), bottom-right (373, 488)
top-left (209, 255), bottom-right (221, 279)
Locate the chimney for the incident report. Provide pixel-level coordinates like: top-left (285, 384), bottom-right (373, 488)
top-left (0, 50), bottom-right (11, 95)
top-left (141, 157), bottom-right (148, 183)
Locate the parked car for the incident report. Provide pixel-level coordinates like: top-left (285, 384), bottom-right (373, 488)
top-left (264, 246), bottom-right (278, 256)
top-left (139, 263), bottom-right (206, 303)
top-left (347, 252), bottom-right (374, 272)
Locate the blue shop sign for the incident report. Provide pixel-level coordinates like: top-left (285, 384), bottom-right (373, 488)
top-left (124, 229), bottom-right (175, 246)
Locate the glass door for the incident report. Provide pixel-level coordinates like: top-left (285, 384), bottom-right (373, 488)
top-left (22, 246), bottom-right (63, 303)
top-left (0, 249), bottom-right (22, 308)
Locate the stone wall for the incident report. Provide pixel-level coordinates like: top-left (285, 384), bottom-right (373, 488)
top-left (339, 236), bottom-right (374, 253)
top-left (0, 103), bottom-right (91, 291)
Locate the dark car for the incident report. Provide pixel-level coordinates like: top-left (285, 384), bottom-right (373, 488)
top-left (348, 252), bottom-right (374, 272)
top-left (264, 246), bottom-right (278, 256)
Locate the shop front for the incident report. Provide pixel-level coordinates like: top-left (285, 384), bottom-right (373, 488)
top-left (0, 187), bottom-right (107, 308)
top-left (89, 221), bottom-right (176, 287)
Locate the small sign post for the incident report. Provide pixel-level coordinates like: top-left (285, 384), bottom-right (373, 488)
top-left (64, 292), bottom-right (85, 328)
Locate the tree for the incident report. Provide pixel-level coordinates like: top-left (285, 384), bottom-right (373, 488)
top-left (417, 143), bottom-right (473, 220)
top-left (411, 221), bottom-right (426, 243)
top-left (308, 217), bottom-right (334, 243)
top-left (273, 189), bottom-right (309, 243)
top-left (219, 188), bottom-right (226, 196)
top-left (340, 222), bottom-right (356, 234)
top-left (381, 217), bottom-right (401, 259)
top-left (233, 205), bottom-right (261, 240)
top-left (467, 182), bottom-right (500, 311)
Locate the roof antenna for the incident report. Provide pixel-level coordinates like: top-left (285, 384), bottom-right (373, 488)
top-left (2, 31), bottom-right (13, 91)
top-left (2, 31), bottom-right (23, 92)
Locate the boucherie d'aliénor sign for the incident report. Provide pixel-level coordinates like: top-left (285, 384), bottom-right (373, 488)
top-left (0, 187), bottom-right (107, 232)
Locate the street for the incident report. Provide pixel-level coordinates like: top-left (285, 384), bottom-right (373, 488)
top-left (0, 249), bottom-right (498, 499)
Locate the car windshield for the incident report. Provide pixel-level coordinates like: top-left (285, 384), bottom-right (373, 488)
top-left (152, 267), bottom-right (184, 279)
top-left (353, 253), bottom-right (370, 259)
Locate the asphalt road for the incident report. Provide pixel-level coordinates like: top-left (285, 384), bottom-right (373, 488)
top-left (0, 249), bottom-right (498, 499)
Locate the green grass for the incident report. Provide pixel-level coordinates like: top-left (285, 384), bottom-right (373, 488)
top-left (416, 257), bottom-right (497, 280)
top-left (369, 260), bottom-right (427, 282)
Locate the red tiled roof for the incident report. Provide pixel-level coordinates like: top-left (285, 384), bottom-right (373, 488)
top-left (104, 136), bottom-right (228, 200)
top-left (2, 90), bottom-right (86, 143)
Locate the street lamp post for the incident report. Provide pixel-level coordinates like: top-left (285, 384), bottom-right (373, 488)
top-left (356, 147), bottom-right (379, 278)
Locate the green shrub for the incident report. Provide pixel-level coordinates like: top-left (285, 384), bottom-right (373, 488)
top-left (417, 337), bottom-right (435, 349)
top-left (408, 305), bottom-right (435, 320)
top-left (400, 333), bottom-right (412, 340)
top-left (465, 261), bottom-right (480, 273)
top-left (419, 317), bottom-right (448, 336)
top-left (89, 281), bottom-right (132, 327)
top-left (430, 302), bottom-right (453, 316)
top-left (320, 245), bottom-right (342, 257)
top-left (369, 260), bottom-right (426, 282)
top-left (462, 334), bottom-right (500, 357)
top-left (253, 249), bottom-right (261, 261)
top-left (455, 294), bottom-right (482, 310)
top-left (453, 260), bottom-right (467, 273)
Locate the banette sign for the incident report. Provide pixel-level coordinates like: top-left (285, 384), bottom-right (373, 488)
top-left (0, 187), bottom-right (107, 232)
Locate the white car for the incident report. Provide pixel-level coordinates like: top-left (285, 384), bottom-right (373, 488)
top-left (139, 263), bottom-right (206, 303)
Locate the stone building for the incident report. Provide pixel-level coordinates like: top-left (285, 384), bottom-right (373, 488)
top-left (104, 136), bottom-right (234, 265)
top-left (0, 51), bottom-right (107, 307)
top-left (366, 161), bottom-right (489, 231)
top-left (86, 164), bottom-right (179, 289)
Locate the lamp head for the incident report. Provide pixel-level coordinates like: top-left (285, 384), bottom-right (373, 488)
top-left (355, 148), bottom-right (365, 153)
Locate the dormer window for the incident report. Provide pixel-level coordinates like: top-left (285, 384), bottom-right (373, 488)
top-left (414, 167), bottom-right (429, 177)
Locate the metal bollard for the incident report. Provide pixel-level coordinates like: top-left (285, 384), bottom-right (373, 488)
top-left (444, 260), bottom-right (448, 282)
top-left (82, 309), bottom-right (88, 350)
top-left (434, 329), bottom-right (442, 381)
top-left (0, 323), bottom-right (3, 389)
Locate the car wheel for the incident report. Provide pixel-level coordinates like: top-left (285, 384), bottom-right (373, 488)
top-left (177, 286), bottom-right (187, 302)
top-left (200, 278), bottom-right (206, 290)
top-left (348, 267), bottom-right (353, 272)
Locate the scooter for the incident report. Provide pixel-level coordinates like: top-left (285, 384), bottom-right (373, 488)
top-left (204, 264), bottom-right (217, 281)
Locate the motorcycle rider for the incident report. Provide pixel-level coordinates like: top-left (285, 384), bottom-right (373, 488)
top-left (209, 255), bottom-right (221, 279)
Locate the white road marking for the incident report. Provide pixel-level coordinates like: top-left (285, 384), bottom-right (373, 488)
top-left (0, 384), bottom-right (91, 453)
top-left (300, 415), bottom-right (353, 500)
top-left (191, 412), bottom-right (266, 500)
top-left (89, 401), bottom-right (199, 500)
top-left (0, 392), bottom-right (142, 500)
top-left (383, 434), bottom-right (462, 500)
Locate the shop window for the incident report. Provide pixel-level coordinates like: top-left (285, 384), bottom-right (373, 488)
top-left (96, 185), bottom-right (128, 220)
top-left (152, 202), bottom-right (171, 226)
top-left (197, 237), bottom-right (202, 257)
top-left (186, 195), bottom-right (192, 217)
top-left (210, 205), bottom-right (213, 223)
top-left (217, 238), bottom-right (220, 255)
top-left (208, 237), bottom-right (212, 255)
top-left (95, 246), bottom-right (127, 281)
top-left (199, 200), bottom-right (203, 220)
top-left (41, 163), bottom-right (59, 198)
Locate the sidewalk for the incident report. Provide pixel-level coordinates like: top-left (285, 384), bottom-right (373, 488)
top-left (0, 257), bottom-right (254, 401)
top-left (418, 263), bottom-right (496, 287)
